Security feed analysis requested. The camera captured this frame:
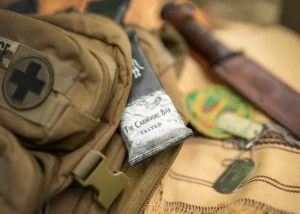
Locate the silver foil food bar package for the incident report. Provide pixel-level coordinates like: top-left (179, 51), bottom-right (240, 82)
top-left (119, 30), bottom-right (193, 167)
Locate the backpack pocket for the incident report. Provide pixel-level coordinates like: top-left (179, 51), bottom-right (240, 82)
top-left (34, 12), bottom-right (133, 150)
top-left (0, 10), bottom-right (119, 150)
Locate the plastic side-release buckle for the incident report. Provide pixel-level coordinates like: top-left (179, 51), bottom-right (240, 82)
top-left (72, 150), bottom-right (129, 209)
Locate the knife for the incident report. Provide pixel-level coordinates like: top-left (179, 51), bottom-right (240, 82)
top-left (161, 2), bottom-right (300, 139)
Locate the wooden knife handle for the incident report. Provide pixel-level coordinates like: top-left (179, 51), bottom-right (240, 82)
top-left (161, 2), bottom-right (234, 64)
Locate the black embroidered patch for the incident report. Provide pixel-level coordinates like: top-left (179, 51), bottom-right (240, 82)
top-left (3, 56), bottom-right (53, 110)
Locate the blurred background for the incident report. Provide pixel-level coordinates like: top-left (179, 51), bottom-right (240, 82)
top-left (195, 0), bottom-right (282, 25)
top-left (0, 0), bottom-right (299, 32)
top-left (193, 0), bottom-right (300, 34)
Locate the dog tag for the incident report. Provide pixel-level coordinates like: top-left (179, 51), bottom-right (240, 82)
top-left (213, 158), bottom-right (255, 193)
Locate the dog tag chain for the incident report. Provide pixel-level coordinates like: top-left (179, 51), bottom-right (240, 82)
top-left (213, 114), bottom-right (300, 194)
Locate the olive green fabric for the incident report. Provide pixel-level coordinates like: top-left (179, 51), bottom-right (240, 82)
top-left (0, 10), bottom-right (132, 214)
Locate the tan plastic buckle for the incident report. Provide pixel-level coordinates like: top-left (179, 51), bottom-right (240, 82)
top-left (72, 150), bottom-right (129, 209)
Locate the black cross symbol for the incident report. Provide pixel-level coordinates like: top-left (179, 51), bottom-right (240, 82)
top-left (9, 61), bottom-right (46, 103)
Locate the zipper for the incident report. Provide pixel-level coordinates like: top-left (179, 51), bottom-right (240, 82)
top-left (138, 143), bottom-right (183, 214)
top-left (88, 48), bottom-right (111, 118)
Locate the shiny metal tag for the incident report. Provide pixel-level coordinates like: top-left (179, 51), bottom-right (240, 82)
top-left (213, 158), bottom-right (255, 193)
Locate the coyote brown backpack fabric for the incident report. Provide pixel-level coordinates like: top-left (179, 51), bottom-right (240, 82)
top-left (0, 10), bottom-right (190, 214)
top-left (0, 9), bottom-right (132, 214)
top-left (36, 18), bottom-right (189, 214)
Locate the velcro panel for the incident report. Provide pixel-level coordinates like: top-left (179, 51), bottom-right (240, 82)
top-left (0, 36), bottom-right (79, 128)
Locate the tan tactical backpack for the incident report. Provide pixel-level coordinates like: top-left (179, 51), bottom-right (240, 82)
top-left (0, 10), bottom-right (189, 214)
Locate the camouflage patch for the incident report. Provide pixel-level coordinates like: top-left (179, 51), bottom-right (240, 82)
top-left (183, 85), bottom-right (253, 139)
top-left (0, 37), bottom-right (19, 69)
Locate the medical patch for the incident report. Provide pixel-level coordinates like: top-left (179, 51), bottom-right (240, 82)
top-left (183, 85), bottom-right (253, 139)
top-left (0, 36), bottom-right (79, 127)
top-left (3, 56), bottom-right (53, 110)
